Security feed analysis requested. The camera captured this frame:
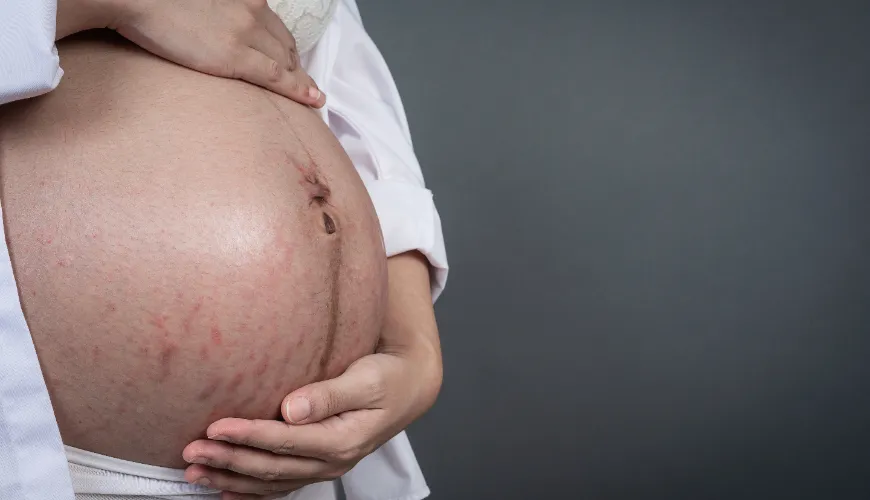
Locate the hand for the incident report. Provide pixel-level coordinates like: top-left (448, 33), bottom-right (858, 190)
top-left (182, 252), bottom-right (443, 499)
top-left (56, 0), bottom-right (325, 107)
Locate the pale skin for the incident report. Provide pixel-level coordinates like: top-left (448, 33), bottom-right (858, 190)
top-left (51, 0), bottom-right (444, 498)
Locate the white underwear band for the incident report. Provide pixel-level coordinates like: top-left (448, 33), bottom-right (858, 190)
top-left (66, 446), bottom-right (338, 500)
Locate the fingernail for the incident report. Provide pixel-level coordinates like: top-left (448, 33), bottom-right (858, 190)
top-left (186, 455), bottom-right (207, 465)
top-left (207, 433), bottom-right (227, 442)
top-left (308, 87), bottom-right (321, 101)
top-left (285, 397), bottom-right (311, 423)
top-left (194, 477), bottom-right (212, 487)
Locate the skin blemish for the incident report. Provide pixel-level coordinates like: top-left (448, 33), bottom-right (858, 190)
top-left (56, 257), bottom-right (72, 267)
top-left (149, 314), bottom-right (168, 331)
top-left (282, 343), bottom-right (295, 366)
top-left (92, 346), bottom-right (101, 361)
top-left (226, 372), bottom-right (246, 393)
top-left (199, 344), bottom-right (210, 362)
top-left (157, 334), bottom-right (178, 382)
top-left (248, 352), bottom-right (255, 361)
top-left (210, 325), bottom-right (223, 346)
top-left (36, 235), bottom-right (52, 245)
top-left (182, 299), bottom-right (203, 334)
top-left (196, 376), bottom-right (223, 401)
top-left (255, 356), bottom-right (270, 377)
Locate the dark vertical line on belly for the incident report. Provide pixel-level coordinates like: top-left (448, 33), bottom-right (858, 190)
top-left (318, 242), bottom-right (342, 378)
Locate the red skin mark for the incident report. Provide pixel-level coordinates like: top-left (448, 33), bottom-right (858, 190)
top-left (56, 258), bottom-right (72, 267)
top-left (90, 232), bottom-right (99, 239)
top-left (31, 290), bottom-right (36, 297)
top-left (123, 380), bottom-right (135, 390)
top-left (91, 346), bottom-right (101, 361)
top-left (199, 344), bottom-right (210, 362)
top-left (248, 352), bottom-right (255, 361)
top-left (37, 236), bottom-right (52, 245)
top-left (282, 343), bottom-right (295, 367)
top-left (139, 345), bottom-right (151, 356)
top-left (39, 181), bottom-right (46, 187)
top-left (104, 302), bottom-right (117, 316)
top-left (182, 299), bottom-right (203, 334)
top-left (210, 325), bottom-right (223, 346)
top-left (226, 372), bottom-right (246, 393)
top-left (157, 333), bottom-right (179, 382)
top-left (116, 400), bottom-right (128, 416)
top-left (149, 314), bottom-right (168, 331)
top-left (255, 356), bottom-right (270, 377)
top-left (196, 376), bottom-right (223, 401)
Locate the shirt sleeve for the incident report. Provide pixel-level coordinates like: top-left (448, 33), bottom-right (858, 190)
top-left (322, 0), bottom-right (449, 301)
top-left (0, 0), bottom-right (63, 105)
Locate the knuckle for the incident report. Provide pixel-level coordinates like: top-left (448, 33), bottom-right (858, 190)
top-left (266, 60), bottom-right (283, 82)
top-left (330, 444), bottom-right (361, 464)
top-left (272, 438), bottom-right (296, 455)
top-left (260, 468), bottom-right (284, 481)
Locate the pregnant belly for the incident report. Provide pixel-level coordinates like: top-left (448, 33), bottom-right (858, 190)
top-left (0, 32), bottom-right (387, 468)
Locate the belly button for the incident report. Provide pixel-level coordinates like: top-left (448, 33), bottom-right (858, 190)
top-left (323, 213), bottom-right (336, 235)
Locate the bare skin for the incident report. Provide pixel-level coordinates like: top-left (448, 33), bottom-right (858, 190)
top-left (0, 31), bottom-right (387, 469)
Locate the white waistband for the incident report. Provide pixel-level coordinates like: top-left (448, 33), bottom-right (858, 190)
top-left (65, 446), bottom-right (219, 498)
top-left (65, 446), bottom-right (338, 500)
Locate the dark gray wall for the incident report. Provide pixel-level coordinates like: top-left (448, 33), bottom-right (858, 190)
top-left (357, 1), bottom-right (870, 499)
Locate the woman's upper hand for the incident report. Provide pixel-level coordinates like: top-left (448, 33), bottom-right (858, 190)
top-left (181, 252), bottom-right (443, 498)
top-left (56, 0), bottom-right (325, 107)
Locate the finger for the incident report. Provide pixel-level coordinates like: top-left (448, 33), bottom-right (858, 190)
top-left (248, 30), bottom-right (291, 71)
top-left (185, 463), bottom-right (310, 496)
top-left (234, 48), bottom-right (324, 106)
top-left (282, 361), bottom-right (385, 424)
top-left (260, 9), bottom-right (298, 70)
top-left (183, 438), bottom-right (331, 481)
top-left (203, 416), bottom-right (369, 461)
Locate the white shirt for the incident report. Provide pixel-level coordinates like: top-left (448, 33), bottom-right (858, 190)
top-left (0, 1), bottom-right (448, 499)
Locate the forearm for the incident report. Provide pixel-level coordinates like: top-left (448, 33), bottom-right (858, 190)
top-left (380, 251), bottom-right (443, 406)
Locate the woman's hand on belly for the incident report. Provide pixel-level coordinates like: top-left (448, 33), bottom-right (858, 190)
top-left (58, 0), bottom-right (325, 107)
top-left (181, 252), bottom-right (444, 498)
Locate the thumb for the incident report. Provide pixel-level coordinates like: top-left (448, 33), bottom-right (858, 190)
top-left (282, 361), bottom-right (383, 424)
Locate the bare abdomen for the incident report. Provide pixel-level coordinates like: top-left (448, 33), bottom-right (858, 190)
top-left (0, 32), bottom-right (387, 468)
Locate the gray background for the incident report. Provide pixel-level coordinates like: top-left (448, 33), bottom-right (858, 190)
top-left (358, 1), bottom-right (870, 499)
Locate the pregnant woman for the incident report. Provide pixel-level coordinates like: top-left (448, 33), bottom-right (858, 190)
top-left (0, 1), bottom-right (447, 499)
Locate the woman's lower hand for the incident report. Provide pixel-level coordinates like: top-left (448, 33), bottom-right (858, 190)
top-left (57, 0), bottom-right (325, 107)
top-left (182, 252), bottom-right (443, 499)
